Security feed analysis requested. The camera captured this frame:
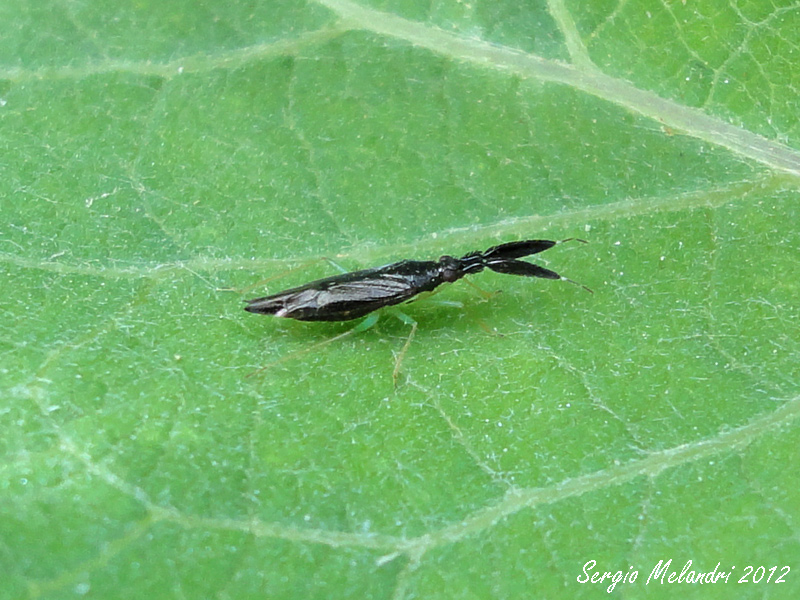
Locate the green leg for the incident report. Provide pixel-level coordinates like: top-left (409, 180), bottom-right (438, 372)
top-left (223, 259), bottom-right (321, 295)
top-left (231, 256), bottom-right (354, 297)
top-left (321, 256), bottom-right (351, 274)
top-left (350, 311), bottom-right (380, 333)
top-left (246, 313), bottom-right (379, 378)
top-left (388, 310), bottom-right (418, 386)
top-left (462, 278), bottom-right (499, 300)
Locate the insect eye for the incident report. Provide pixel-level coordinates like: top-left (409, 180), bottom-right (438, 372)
top-left (438, 255), bottom-right (461, 282)
top-left (442, 268), bottom-right (458, 282)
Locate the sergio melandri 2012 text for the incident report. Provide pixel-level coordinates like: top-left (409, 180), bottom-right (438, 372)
top-left (577, 558), bottom-right (789, 593)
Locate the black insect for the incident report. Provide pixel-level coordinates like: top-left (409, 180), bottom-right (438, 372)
top-left (244, 239), bottom-right (589, 322)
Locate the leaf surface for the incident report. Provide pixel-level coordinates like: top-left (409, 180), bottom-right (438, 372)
top-left (2, 0), bottom-right (799, 598)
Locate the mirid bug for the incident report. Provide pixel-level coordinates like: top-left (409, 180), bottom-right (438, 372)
top-left (244, 239), bottom-right (590, 322)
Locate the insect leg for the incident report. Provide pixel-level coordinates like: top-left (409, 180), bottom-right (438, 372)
top-left (237, 254), bottom-right (357, 298)
top-left (350, 311), bottom-right (381, 333)
top-left (462, 277), bottom-right (498, 300)
top-left (321, 256), bottom-right (351, 274)
top-left (245, 312), bottom-right (380, 378)
top-left (408, 288), bottom-right (463, 308)
top-left (218, 259), bottom-right (321, 295)
top-left (389, 310), bottom-right (418, 387)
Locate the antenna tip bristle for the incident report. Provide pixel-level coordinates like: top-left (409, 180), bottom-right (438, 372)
top-left (561, 276), bottom-right (594, 294)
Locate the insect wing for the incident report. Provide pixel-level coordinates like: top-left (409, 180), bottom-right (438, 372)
top-left (299, 274), bottom-right (420, 320)
top-left (245, 268), bottom-right (380, 312)
top-left (246, 270), bottom-right (421, 320)
top-left (487, 258), bottom-right (561, 279)
top-left (317, 273), bottom-right (420, 303)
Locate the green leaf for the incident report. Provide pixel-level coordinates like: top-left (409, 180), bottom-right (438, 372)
top-left (3, 0), bottom-right (799, 598)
